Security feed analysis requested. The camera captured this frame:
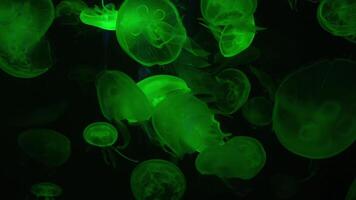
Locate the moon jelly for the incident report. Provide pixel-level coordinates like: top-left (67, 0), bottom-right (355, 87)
top-left (31, 182), bottom-right (62, 200)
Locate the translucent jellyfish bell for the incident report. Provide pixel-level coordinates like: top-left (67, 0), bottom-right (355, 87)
top-left (83, 122), bottom-right (138, 167)
top-left (116, 0), bottom-right (187, 66)
top-left (130, 159), bottom-right (186, 200)
top-left (31, 182), bottom-right (62, 200)
top-left (195, 136), bottom-right (266, 180)
top-left (273, 59), bottom-right (356, 159)
top-left (242, 96), bottom-right (273, 126)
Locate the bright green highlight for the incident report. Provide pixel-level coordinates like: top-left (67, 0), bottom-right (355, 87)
top-left (116, 0), bottom-right (187, 66)
top-left (346, 178), bottom-right (356, 200)
top-left (31, 182), bottom-right (62, 199)
top-left (137, 75), bottom-right (191, 107)
top-left (273, 59), bottom-right (356, 159)
top-left (195, 136), bottom-right (266, 179)
top-left (83, 122), bottom-right (118, 147)
top-left (96, 70), bottom-right (153, 123)
top-left (18, 129), bottom-right (71, 167)
top-left (0, 0), bottom-right (54, 78)
top-left (242, 96), bottom-right (273, 126)
top-left (152, 92), bottom-right (225, 158)
top-left (130, 159), bottom-right (186, 200)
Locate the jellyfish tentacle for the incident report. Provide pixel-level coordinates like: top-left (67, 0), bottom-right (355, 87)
top-left (113, 147), bottom-right (138, 163)
top-left (113, 120), bottom-right (131, 149)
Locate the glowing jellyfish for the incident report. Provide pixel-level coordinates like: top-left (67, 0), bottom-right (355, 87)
top-left (130, 159), bottom-right (186, 200)
top-left (83, 122), bottom-right (137, 167)
top-left (317, 0), bottom-right (356, 40)
top-left (31, 182), bottom-right (62, 200)
top-left (80, 0), bottom-right (118, 30)
top-left (273, 59), bottom-right (356, 159)
top-left (116, 0), bottom-right (187, 66)
top-left (212, 68), bottom-right (251, 115)
top-left (242, 96), bottom-right (273, 126)
top-left (137, 74), bottom-right (191, 107)
top-left (346, 178), bottom-right (356, 200)
top-left (0, 0), bottom-right (54, 78)
top-left (195, 136), bottom-right (266, 180)
top-left (96, 70), bottom-right (153, 123)
top-left (152, 92), bottom-right (226, 158)
top-left (18, 129), bottom-right (71, 167)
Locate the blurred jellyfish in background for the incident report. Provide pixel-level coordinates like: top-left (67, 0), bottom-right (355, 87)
top-left (83, 122), bottom-right (138, 167)
top-left (195, 136), bottom-right (266, 180)
top-left (0, 0), bottom-right (54, 78)
top-left (346, 178), bottom-right (356, 200)
top-left (30, 182), bottom-right (62, 200)
top-left (55, 0), bottom-right (88, 25)
top-left (317, 0), bottom-right (356, 43)
top-left (116, 0), bottom-right (187, 66)
top-left (130, 159), bottom-right (186, 200)
top-left (273, 59), bottom-right (356, 159)
top-left (242, 96), bottom-right (273, 127)
top-left (152, 92), bottom-right (227, 158)
top-left (18, 129), bottom-right (71, 167)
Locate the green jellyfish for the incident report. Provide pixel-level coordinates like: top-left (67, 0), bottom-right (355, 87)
top-left (18, 129), bottom-right (71, 167)
top-left (116, 0), bottom-right (187, 66)
top-left (273, 59), bottom-right (356, 159)
top-left (31, 182), bottom-right (62, 200)
top-left (80, 0), bottom-right (118, 30)
top-left (130, 159), bottom-right (186, 200)
top-left (83, 122), bottom-right (137, 167)
top-left (0, 0), bottom-right (54, 78)
top-left (346, 178), bottom-right (356, 200)
top-left (152, 92), bottom-right (226, 158)
top-left (317, 0), bottom-right (356, 41)
top-left (96, 70), bottom-right (153, 123)
top-left (136, 74), bottom-right (191, 107)
top-left (195, 136), bottom-right (266, 180)
top-left (242, 96), bottom-right (273, 126)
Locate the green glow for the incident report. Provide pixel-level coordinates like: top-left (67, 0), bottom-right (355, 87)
top-left (346, 178), bottom-right (356, 200)
top-left (96, 70), bottom-right (153, 123)
top-left (130, 159), bottom-right (186, 200)
top-left (152, 92), bottom-right (225, 158)
top-left (31, 182), bottom-right (62, 199)
top-left (116, 0), bottom-right (187, 66)
top-left (83, 122), bottom-right (118, 147)
top-left (56, 0), bottom-right (87, 18)
top-left (137, 74), bottom-right (191, 107)
top-left (195, 136), bottom-right (266, 180)
top-left (242, 96), bottom-right (273, 126)
top-left (0, 0), bottom-right (54, 78)
top-left (273, 59), bottom-right (356, 159)
top-left (79, 2), bottom-right (118, 31)
top-left (18, 129), bottom-right (71, 167)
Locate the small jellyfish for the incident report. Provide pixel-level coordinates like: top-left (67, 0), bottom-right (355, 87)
top-left (116, 0), bottom-right (187, 66)
top-left (273, 59), bottom-right (356, 159)
top-left (137, 74), bottom-right (191, 107)
top-left (130, 159), bottom-right (186, 200)
top-left (96, 70), bottom-right (153, 123)
top-left (346, 178), bottom-right (356, 200)
top-left (152, 92), bottom-right (226, 158)
top-left (83, 121), bottom-right (137, 167)
top-left (18, 129), bottom-right (71, 167)
top-left (242, 96), bottom-right (273, 127)
top-left (31, 182), bottom-right (62, 200)
top-left (195, 136), bottom-right (266, 180)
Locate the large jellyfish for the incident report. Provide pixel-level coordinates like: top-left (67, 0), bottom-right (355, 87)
top-left (116, 0), bottom-right (187, 66)
top-left (18, 129), bottom-right (71, 167)
top-left (130, 159), bottom-right (186, 200)
top-left (83, 122), bottom-right (137, 167)
top-left (273, 59), bottom-right (356, 159)
top-left (31, 182), bottom-right (62, 200)
top-left (0, 0), bottom-right (54, 78)
top-left (195, 136), bottom-right (266, 180)
top-left (136, 74), bottom-right (191, 107)
top-left (242, 96), bottom-right (273, 126)
top-left (152, 92), bottom-right (227, 158)
top-left (317, 0), bottom-right (356, 42)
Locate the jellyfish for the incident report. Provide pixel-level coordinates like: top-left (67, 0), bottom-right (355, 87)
top-left (116, 0), bottom-right (187, 66)
top-left (31, 182), bottom-right (62, 200)
top-left (18, 129), bottom-right (71, 167)
top-left (346, 178), bottom-right (356, 200)
top-left (130, 159), bottom-right (186, 200)
top-left (317, 0), bottom-right (356, 41)
top-left (96, 70), bottom-right (153, 123)
top-left (195, 136), bottom-right (266, 180)
top-left (0, 0), bottom-right (54, 78)
top-left (83, 122), bottom-right (138, 167)
top-left (273, 59), bottom-right (356, 159)
top-left (242, 96), bottom-right (273, 127)
top-left (152, 92), bottom-right (227, 158)
top-left (136, 74), bottom-right (191, 107)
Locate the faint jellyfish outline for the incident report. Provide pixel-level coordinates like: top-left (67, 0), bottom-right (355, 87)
top-left (30, 182), bottom-right (62, 200)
